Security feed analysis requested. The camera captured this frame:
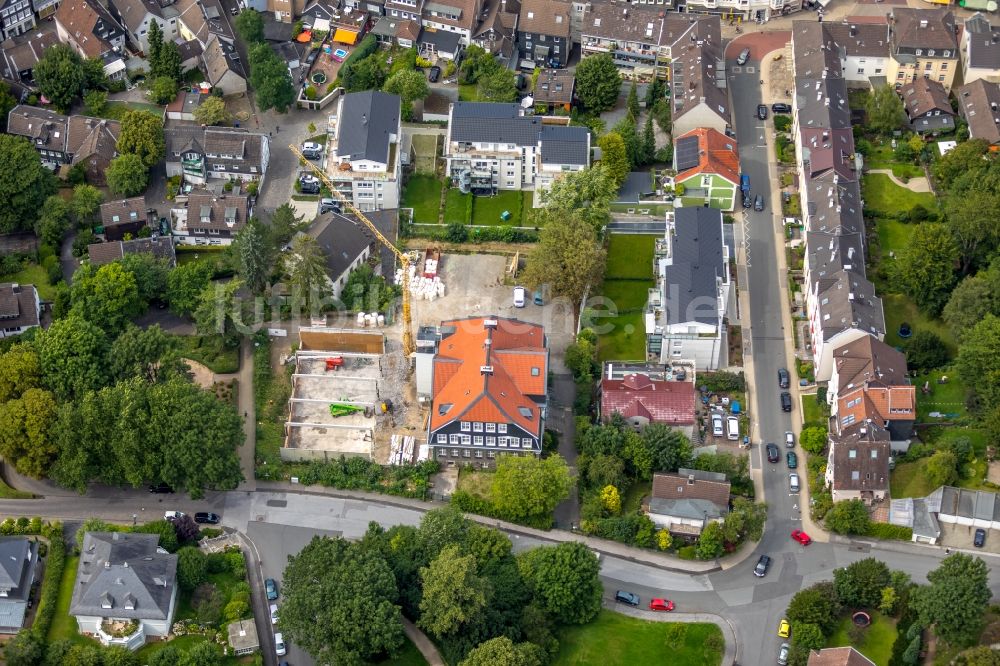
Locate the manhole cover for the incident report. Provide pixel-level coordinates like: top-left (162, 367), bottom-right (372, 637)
top-left (266, 500), bottom-right (288, 508)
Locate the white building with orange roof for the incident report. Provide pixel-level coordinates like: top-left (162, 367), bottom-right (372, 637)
top-left (672, 128), bottom-right (739, 212)
top-left (416, 316), bottom-right (548, 467)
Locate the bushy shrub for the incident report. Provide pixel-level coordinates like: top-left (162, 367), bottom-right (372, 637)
top-left (32, 523), bottom-right (65, 640)
top-left (295, 458), bottom-right (439, 500)
top-left (865, 523), bottom-right (914, 541)
top-left (223, 599), bottom-right (250, 621)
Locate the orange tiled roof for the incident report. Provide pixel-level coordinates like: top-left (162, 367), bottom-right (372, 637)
top-left (675, 127), bottom-right (739, 186)
top-left (430, 317), bottom-right (547, 435)
top-left (837, 385), bottom-right (915, 427)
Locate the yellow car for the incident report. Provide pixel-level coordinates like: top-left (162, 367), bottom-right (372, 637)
top-left (778, 619), bottom-right (791, 638)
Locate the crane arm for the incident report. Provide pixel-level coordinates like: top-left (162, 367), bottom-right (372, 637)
top-left (288, 143), bottom-right (415, 357)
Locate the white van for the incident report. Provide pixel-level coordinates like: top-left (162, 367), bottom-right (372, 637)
top-left (513, 286), bottom-right (526, 308)
top-left (711, 413), bottom-right (724, 437)
top-left (726, 416), bottom-right (739, 440)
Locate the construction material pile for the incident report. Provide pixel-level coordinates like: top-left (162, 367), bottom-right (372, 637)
top-left (394, 264), bottom-right (446, 301)
top-left (388, 435), bottom-right (416, 465)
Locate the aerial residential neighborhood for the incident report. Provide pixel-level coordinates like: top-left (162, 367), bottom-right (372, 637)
top-left (0, 0), bottom-right (999, 663)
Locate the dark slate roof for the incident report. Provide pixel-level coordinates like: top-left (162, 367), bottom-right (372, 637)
top-left (70, 532), bottom-right (176, 621)
top-left (538, 125), bottom-right (589, 166)
top-left (418, 27), bottom-right (462, 52)
top-left (88, 237), bottom-right (176, 267)
top-left (663, 207), bottom-right (725, 326)
top-left (675, 134), bottom-right (699, 171)
top-left (958, 78), bottom-right (1000, 145)
top-left (965, 14), bottom-right (1000, 70)
top-left (307, 211), bottom-right (376, 280)
top-left (336, 91), bottom-right (401, 164)
top-left (450, 102), bottom-right (541, 145)
top-left (366, 208), bottom-right (399, 277)
top-left (0, 283), bottom-right (39, 329)
top-left (0, 538), bottom-right (31, 598)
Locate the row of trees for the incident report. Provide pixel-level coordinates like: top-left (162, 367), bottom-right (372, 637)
top-left (279, 507), bottom-right (603, 665)
top-left (460, 45), bottom-right (517, 103)
top-left (235, 10), bottom-right (295, 112)
top-left (783, 554), bottom-right (992, 665)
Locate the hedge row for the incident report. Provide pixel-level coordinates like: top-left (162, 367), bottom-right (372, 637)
top-left (865, 522), bottom-right (913, 541)
top-left (32, 522), bottom-right (66, 640)
top-left (450, 490), bottom-right (553, 530)
top-left (293, 457), bottom-right (439, 500)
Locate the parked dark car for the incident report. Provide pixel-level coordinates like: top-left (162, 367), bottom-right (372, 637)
top-left (615, 590), bottom-right (640, 606)
top-left (547, 57), bottom-right (562, 68)
top-left (778, 368), bottom-right (790, 389)
top-left (786, 451), bottom-right (798, 469)
top-left (319, 198), bottom-right (341, 214)
top-left (194, 512), bottom-right (220, 524)
top-left (756, 104), bottom-right (768, 120)
top-left (975, 528), bottom-right (987, 548)
top-left (781, 391), bottom-right (793, 412)
top-left (428, 66), bottom-right (441, 82)
top-left (149, 483), bottom-right (173, 494)
top-left (742, 191), bottom-right (752, 208)
top-left (265, 578), bottom-right (279, 601)
top-left (754, 194), bottom-right (765, 211)
top-left (300, 181), bottom-right (320, 195)
top-left (771, 103), bottom-right (792, 113)
top-left (754, 554), bottom-right (772, 577)
top-left (766, 443), bottom-right (779, 463)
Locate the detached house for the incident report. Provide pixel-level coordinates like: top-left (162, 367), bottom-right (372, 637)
top-left (71, 532), bottom-right (177, 650)
top-left (88, 237), bottom-right (176, 266)
top-left (164, 126), bottom-right (269, 185)
top-left (326, 91), bottom-right (402, 212)
top-left (107, 0), bottom-right (177, 53)
top-left (957, 78), bottom-right (1000, 147)
top-left (0, 24), bottom-right (59, 84)
top-left (418, 316), bottom-right (548, 467)
top-left (173, 190), bottom-right (250, 245)
top-left (887, 8), bottom-right (959, 91)
top-left (825, 419), bottom-right (891, 503)
top-left (0, 537), bottom-right (38, 633)
top-left (647, 469), bottom-right (730, 538)
top-left (203, 34), bottom-right (246, 95)
top-left (673, 128), bottom-right (739, 211)
top-left (308, 209), bottom-right (397, 301)
top-left (7, 106), bottom-right (121, 185)
top-left (98, 197), bottom-right (155, 241)
top-left (517, 0), bottom-right (570, 68)
top-left (0, 283), bottom-right (40, 338)
top-left (899, 77), bottom-right (955, 134)
top-left (54, 0), bottom-right (128, 81)
top-left (962, 13), bottom-right (1000, 86)
top-left (599, 372), bottom-right (696, 435)
top-left (645, 207), bottom-right (731, 370)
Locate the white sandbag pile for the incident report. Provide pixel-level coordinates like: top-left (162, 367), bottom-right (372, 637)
top-left (395, 265), bottom-right (446, 301)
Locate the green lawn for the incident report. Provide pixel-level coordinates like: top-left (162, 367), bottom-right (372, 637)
top-left (443, 188), bottom-right (471, 225)
top-left (825, 612), bottom-right (898, 666)
top-left (457, 467), bottom-right (493, 499)
top-left (458, 84), bottom-right (480, 101)
top-left (864, 143), bottom-right (924, 179)
top-left (556, 611), bottom-right (724, 665)
top-left (0, 263), bottom-right (56, 300)
top-left (801, 393), bottom-right (827, 428)
top-left (881, 294), bottom-right (957, 355)
top-left (876, 218), bottom-right (915, 257)
top-left (375, 639), bottom-right (429, 665)
top-left (171, 334), bottom-right (240, 374)
top-left (471, 190), bottom-right (524, 226)
top-left (402, 175), bottom-right (444, 224)
top-left (622, 481), bottom-right (651, 513)
top-left (103, 101), bottom-right (166, 121)
top-left (890, 460), bottom-right (939, 499)
top-left (596, 280), bottom-right (651, 362)
top-left (913, 368), bottom-right (968, 421)
top-left (174, 248), bottom-right (234, 278)
top-left (606, 235), bottom-right (657, 280)
top-left (892, 427), bottom-right (988, 497)
top-left (862, 173), bottom-right (936, 215)
top-left (47, 556), bottom-right (93, 645)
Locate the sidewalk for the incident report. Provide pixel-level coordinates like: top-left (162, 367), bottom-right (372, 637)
top-left (401, 617), bottom-right (445, 666)
top-left (255, 480), bottom-right (727, 573)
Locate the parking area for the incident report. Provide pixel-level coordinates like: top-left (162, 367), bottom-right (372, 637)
top-left (405, 253), bottom-right (577, 368)
top-left (937, 522), bottom-right (1000, 554)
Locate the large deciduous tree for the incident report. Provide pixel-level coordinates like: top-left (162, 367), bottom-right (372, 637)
top-left (459, 637), bottom-right (545, 666)
top-left (106, 154), bottom-right (150, 197)
top-left (574, 54), bottom-right (621, 113)
top-left (382, 70), bottom-right (429, 121)
top-left (419, 544), bottom-right (491, 638)
top-left (234, 9), bottom-right (265, 43)
top-left (34, 195), bottom-right (71, 248)
top-left (0, 135), bottom-right (56, 234)
top-left (70, 262), bottom-right (144, 335)
top-left (279, 536), bottom-right (404, 663)
top-left (957, 315), bottom-right (1000, 406)
top-left (110, 324), bottom-right (181, 383)
top-left (192, 96), bottom-right (231, 126)
top-left (167, 262), bottom-right (214, 317)
top-left (642, 423), bottom-right (692, 473)
top-left (913, 553), bottom-right (991, 647)
top-left (944, 171), bottom-right (1000, 275)
top-left (786, 581), bottom-right (841, 634)
top-left (34, 44), bottom-right (94, 112)
top-left (924, 449), bottom-right (959, 487)
top-left (517, 542), bottom-right (602, 625)
top-left (193, 279), bottom-right (247, 343)
top-left (536, 165), bottom-right (618, 229)
top-left (904, 330), bottom-right (950, 373)
top-left (865, 84), bottom-right (907, 136)
top-left (825, 499), bottom-right (871, 535)
top-left (478, 69), bottom-right (517, 103)
top-left (248, 44), bottom-right (296, 113)
top-left (118, 110), bottom-right (166, 167)
top-left (521, 211), bottom-right (605, 307)
top-left (943, 266), bottom-right (1000, 342)
top-left (833, 557), bottom-right (890, 609)
top-left (36, 314), bottom-right (109, 401)
top-left (0, 387), bottom-right (59, 478)
top-left (892, 222), bottom-right (959, 316)
top-left (0, 344), bottom-right (41, 404)
top-left (490, 455), bottom-right (571, 523)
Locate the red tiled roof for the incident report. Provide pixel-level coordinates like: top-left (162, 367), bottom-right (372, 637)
top-left (430, 317), bottom-right (547, 436)
top-left (600, 374), bottom-right (696, 426)
top-left (675, 127), bottom-right (739, 186)
top-left (809, 647), bottom-right (877, 666)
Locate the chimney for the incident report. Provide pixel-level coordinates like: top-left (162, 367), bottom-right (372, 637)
top-left (920, 19), bottom-right (928, 28)
top-left (104, 561), bottom-right (110, 568)
top-left (123, 561), bottom-right (128, 568)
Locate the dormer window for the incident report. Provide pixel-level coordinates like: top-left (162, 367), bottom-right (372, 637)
top-left (438, 403), bottom-right (453, 416)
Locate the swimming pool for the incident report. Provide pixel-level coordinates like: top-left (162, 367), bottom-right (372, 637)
top-left (332, 48), bottom-right (348, 62)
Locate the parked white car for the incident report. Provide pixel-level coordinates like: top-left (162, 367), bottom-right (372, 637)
top-left (785, 431), bottom-right (795, 448)
top-left (513, 286), bottom-right (526, 308)
top-left (270, 604), bottom-right (278, 625)
top-left (275, 632), bottom-right (286, 656)
top-left (711, 413), bottom-right (724, 437)
top-left (726, 416), bottom-right (739, 440)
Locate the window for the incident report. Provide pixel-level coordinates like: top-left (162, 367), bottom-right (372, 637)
top-left (858, 68), bottom-right (865, 74)
top-left (461, 435), bottom-right (471, 445)
top-left (436, 434), bottom-right (446, 443)
top-left (915, 49), bottom-right (922, 56)
top-left (871, 449), bottom-right (878, 458)
top-left (451, 449), bottom-right (459, 457)
top-left (487, 451), bottom-right (496, 459)
top-left (486, 436), bottom-right (496, 446)
top-left (213, 164), bottom-right (226, 171)
top-left (474, 435), bottom-right (483, 445)
top-left (925, 62), bottom-right (933, 70)
top-left (531, 367), bottom-right (540, 376)
top-left (938, 75), bottom-right (945, 82)
top-left (673, 340), bottom-right (683, 347)
top-left (874, 68), bottom-right (882, 74)
top-left (463, 449), bottom-right (471, 457)
top-left (848, 449), bottom-right (857, 459)
top-left (449, 434), bottom-right (459, 444)
top-left (460, 422), bottom-right (471, 432)
top-left (473, 422), bottom-right (483, 432)
top-left (897, 72), bottom-right (905, 79)
top-left (498, 437), bottom-right (507, 447)
top-left (851, 471), bottom-right (860, 481)
top-left (523, 438), bottom-right (532, 448)
top-left (672, 350), bottom-right (682, 357)
top-left (498, 424), bottom-right (507, 434)
top-left (842, 414), bottom-right (856, 426)
top-left (928, 49), bottom-right (935, 57)
top-left (940, 62), bottom-right (948, 70)
top-left (475, 450), bottom-right (483, 458)
top-left (486, 423), bottom-right (496, 433)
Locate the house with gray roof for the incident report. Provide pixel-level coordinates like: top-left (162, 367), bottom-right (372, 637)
top-left (0, 538), bottom-right (38, 633)
top-left (899, 78), bottom-right (955, 134)
top-left (173, 190), bottom-right (250, 246)
top-left (88, 237), bottom-right (177, 267)
top-left (962, 13), bottom-right (1000, 86)
top-left (70, 532), bottom-right (177, 650)
top-left (444, 101), bottom-right (590, 196)
top-left (891, 485), bottom-right (1000, 545)
top-left (164, 126), bottom-right (269, 186)
top-left (645, 207), bottom-right (731, 371)
top-left (647, 469), bottom-right (731, 538)
top-left (0, 283), bottom-right (40, 339)
top-left (306, 210), bottom-right (397, 301)
top-left (670, 39), bottom-right (730, 137)
top-left (957, 78), bottom-right (1000, 147)
top-left (202, 34), bottom-right (246, 96)
top-left (327, 91), bottom-right (402, 212)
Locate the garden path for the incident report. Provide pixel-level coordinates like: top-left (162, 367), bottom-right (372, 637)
top-left (868, 169), bottom-right (931, 193)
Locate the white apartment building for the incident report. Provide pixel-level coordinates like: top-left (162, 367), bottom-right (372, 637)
top-left (326, 91), bottom-right (402, 212)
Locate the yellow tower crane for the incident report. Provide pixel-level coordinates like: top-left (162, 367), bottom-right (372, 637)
top-left (288, 144), bottom-right (415, 357)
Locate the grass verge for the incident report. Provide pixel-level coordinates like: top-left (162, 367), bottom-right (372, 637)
top-left (46, 555), bottom-right (91, 645)
top-left (555, 611), bottom-right (724, 665)
top-left (0, 477), bottom-right (34, 499)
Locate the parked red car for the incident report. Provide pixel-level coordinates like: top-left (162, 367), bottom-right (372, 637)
top-left (791, 529), bottom-right (812, 546)
top-left (649, 598), bottom-right (675, 612)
